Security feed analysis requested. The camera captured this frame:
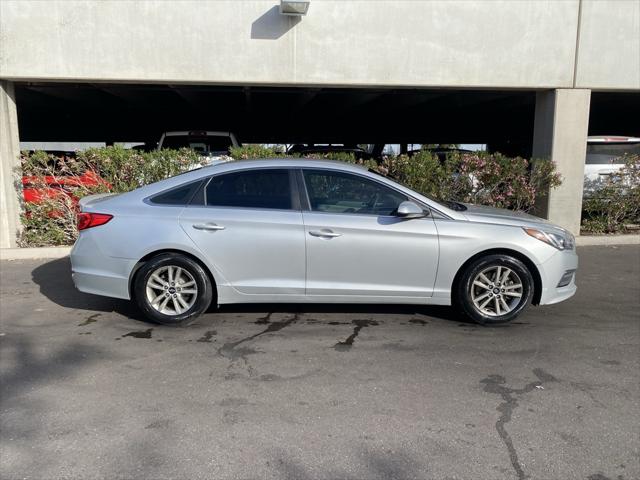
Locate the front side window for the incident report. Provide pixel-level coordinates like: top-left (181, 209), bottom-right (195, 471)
top-left (205, 169), bottom-right (292, 210)
top-left (303, 169), bottom-right (407, 215)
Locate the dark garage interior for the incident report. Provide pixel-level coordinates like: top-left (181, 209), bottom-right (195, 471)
top-left (14, 82), bottom-right (640, 157)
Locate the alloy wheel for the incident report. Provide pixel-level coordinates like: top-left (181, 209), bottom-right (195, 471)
top-left (145, 265), bottom-right (198, 315)
top-left (470, 265), bottom-right (523, 317)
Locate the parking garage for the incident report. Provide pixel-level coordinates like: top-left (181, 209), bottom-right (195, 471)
top-left (12, 82), bottom-right (640, 154)
top-left (1, 0), bottom-right (639, 247)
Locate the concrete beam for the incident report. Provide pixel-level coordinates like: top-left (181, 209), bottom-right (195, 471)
top-left (0, 0), bottom-right (583, 89)
top-left (533, 89), bottom-right (591, 235)
top-left (0, 81), bottom-right (22, 248)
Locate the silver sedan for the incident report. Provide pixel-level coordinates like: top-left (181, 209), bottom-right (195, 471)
top-left (70, 159), bottom-right (578, 325)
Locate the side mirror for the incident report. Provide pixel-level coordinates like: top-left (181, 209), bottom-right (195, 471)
top-left (396, 201), bottom-right (428, 219)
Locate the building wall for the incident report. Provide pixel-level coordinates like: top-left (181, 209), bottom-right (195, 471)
top-left (575, 0), bottom-right (640, 90)
top-left (1, 0), bottom-right (638, 90)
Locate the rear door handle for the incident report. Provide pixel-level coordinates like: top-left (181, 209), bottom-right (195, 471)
top-left (193, 223), bottom-right (225, 231)
top-left (309, 229), bottom-right (342, 238)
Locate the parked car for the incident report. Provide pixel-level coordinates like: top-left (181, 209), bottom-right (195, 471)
top-left (71, 159), bottom-right (577, 326)
top-left (287, 144), bottom-right (373, 160)
top-left (158, 131), bottom-right (239, 157)
top-left (584, 135), bottom-right (640, 194)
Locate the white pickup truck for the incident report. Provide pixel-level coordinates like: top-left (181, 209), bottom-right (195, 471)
top-left (157, 131), bottom-right (239, 158)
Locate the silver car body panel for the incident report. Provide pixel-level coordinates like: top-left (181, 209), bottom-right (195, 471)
top-left (71, 159), bottom-right (577, 307)
top-left (180, 206), bottom-right (306, 295)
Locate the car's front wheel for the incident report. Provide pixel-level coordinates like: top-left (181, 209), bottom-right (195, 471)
top-left (455, 254), bottom-right (534, 324)
top-left (134, 253), bottom-right (213, 326)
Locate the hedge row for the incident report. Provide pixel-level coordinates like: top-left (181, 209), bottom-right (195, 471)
top-left (581, 155), bottom-right (640, 234)
top-left (18, 146), bottom-right (567, 246)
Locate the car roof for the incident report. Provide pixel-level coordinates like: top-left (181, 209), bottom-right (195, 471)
top-left (107, 157), bottom-right (463, 220)
top-left (204, 157), bottom-right (370, 173)
top-left (125, 158), bottom-right (368, 196)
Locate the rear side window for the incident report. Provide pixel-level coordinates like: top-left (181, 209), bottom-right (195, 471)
top-left (149, 181), bottom-right (201, 205)
top-left (205, 169), bottom-right (292, 210)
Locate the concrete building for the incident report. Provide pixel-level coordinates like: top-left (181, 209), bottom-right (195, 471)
top-left (1, 0), bottom-right (639, 246)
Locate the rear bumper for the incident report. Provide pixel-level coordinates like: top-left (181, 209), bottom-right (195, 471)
top-left (538, 248), bottom-right (579, 305)
top-left (70, 232), bottom-right (135, 300)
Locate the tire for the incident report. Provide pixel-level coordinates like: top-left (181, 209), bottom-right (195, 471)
top-left (133, 253), bottom-right (214, 326)
top-left (454, 254), bottom-right (534, 325)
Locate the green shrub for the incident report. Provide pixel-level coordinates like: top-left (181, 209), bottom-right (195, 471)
top-left (20, 199), bottom-right (79, 247)
top-left (229, 144), bottom-right (367, 165)
top-left (581, 154), bottom-right (640, 234)
top-left (80, 146), bottom-right (203, 191)
top-left (18, 146), bottom-right (563, 247)
top-left (373, 151), bottom-right (561, 213)
top-left (229, 144), bottom-right (284, 159)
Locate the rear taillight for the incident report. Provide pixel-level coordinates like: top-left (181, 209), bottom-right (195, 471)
top-left (77, 212), bottom-right (113, 231)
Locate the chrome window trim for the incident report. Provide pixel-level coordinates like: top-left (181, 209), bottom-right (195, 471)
top-left (183, 204), bottom-right (302, 214)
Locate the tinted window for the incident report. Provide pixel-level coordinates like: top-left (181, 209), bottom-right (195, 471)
top-left (206, 170), bottom-right (292, 210)
top-left (303, 170), bottom-right (407, 215)
top-left (150, 181), bottom-right (201, 205)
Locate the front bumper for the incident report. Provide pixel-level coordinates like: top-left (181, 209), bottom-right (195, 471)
top-left (538, 248), bottom-right (579, 305)
top-left (70, 232), bottom-right (136, 300)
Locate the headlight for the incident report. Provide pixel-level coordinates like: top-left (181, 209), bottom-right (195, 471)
top-left (524, 227), bottom-right (575, 250)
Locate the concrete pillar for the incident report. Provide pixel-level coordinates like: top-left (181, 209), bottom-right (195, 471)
top-left (0, 81), bottom-right (22, 248)
top-left (532, 89), bottom-right (591, 235)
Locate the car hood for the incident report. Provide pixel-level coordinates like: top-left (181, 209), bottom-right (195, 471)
top-left (461, 203), bottom-right (560, 230)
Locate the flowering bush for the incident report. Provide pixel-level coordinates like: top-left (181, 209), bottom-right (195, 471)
top-left (370, 151), bottom-right (561, 213)
top-left (18, 147), bottom-right (202, 246)
top-left (17, 146), bottom-right (563, 246)
top-left (581, 154), bottom-right (640, 233)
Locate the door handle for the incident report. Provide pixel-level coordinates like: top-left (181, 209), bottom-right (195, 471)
top-left (309, 229), bottom-right (342, 238)
top-left (193, 223), bottom-right (225, 231)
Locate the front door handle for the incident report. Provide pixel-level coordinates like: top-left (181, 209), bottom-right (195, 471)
top-left (309, 229), bottom-right (342, 238)
top-left (193, 223), bottom-right (225, 231)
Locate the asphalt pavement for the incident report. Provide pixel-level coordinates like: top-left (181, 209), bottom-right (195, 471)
top-left (0, 246), bottom-right (638, 480)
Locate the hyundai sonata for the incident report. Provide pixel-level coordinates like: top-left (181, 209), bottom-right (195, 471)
top-left (71, 159), bottom-right (577, 325)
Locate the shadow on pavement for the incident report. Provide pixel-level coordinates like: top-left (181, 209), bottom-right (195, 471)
top-left (31, 257), bottom-right (142, 319)
top-left (1, 335), bottom-right (111, 404)
top-left (31, 257), bottom-right (472, 325)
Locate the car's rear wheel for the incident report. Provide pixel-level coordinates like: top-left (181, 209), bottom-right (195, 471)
top-left (455, 254), bottom-right (534, 324)
top-left (134, 253), bottom-right (213, 326)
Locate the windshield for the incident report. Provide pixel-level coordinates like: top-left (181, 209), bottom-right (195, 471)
top-left (161, 135), bottom-right (232, 155)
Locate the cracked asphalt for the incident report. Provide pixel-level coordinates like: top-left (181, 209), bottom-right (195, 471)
top-left (1, 246), bottom-right (639, 480)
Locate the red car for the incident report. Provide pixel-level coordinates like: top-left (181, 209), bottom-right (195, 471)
top-left (22, 151), bottom-right (110, 211)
